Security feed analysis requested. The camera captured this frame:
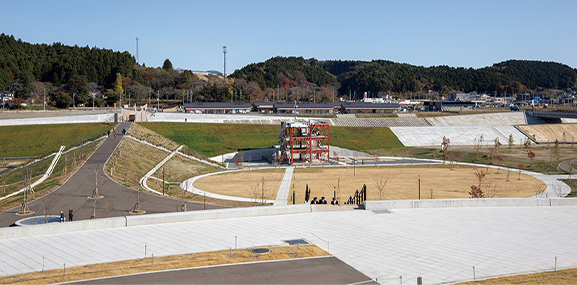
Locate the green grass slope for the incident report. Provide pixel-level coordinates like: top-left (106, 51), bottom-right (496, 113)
top-left (0, 123), bottom-right (112, 157)
top-left (140, 123), bottom-right (404, 157)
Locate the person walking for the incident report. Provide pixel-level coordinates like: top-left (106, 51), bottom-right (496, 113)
top-left (68, 209), bottom-right (73, 222)
top-left (60, 211), bottom-right (64, 222)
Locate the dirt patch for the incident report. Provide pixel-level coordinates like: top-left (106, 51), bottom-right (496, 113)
top-left (128, 123), bottom-right (180, 151)
top-left (0, 245), bottom-right (327, 285)
top-left (193, 169), bottom-right (285, 200)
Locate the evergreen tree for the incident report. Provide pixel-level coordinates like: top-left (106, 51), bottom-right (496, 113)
top-left (52, 92), bottom-right (73, 108)
top-left (163, 59), bottom-right (173, 70)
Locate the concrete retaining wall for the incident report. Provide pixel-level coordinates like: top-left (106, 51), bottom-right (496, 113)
top-left (364, 198), bottom-right (577, 210)
top-left (0, 204), bottom-right (311, 240)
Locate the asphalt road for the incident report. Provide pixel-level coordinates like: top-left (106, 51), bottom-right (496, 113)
top-left (71, 256), bottom-right (377, 284)
top-left (0, 122), bottom-right (223, 227)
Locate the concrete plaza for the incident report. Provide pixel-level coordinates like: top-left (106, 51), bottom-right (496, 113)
top-left (1, 203), bottom-right (577, 284)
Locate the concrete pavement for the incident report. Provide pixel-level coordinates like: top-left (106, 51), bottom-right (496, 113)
top-left (1, 204), bottom-right (577, 284)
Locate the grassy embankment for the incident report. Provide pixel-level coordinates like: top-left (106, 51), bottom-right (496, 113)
top-left (104, 124), bottom-right (255, 207)
top-left (140, 122), bottom-right (404, 158)
top-left (0, 124), bottom-right (115, 211)
top-left (1, 123), bottom-right (112, 157)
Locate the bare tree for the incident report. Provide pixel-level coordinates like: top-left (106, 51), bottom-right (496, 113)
top-left (553, 181), bottom-right (566, 198)
top-left (89, 170), bottom-right (103, 199)
top-left (428, 189), bottom-right (436, 199)
top-left (533, 182), bottom-right (547, 197)
top-left (373, 177), bottom-right (388, 200)
top-left (251, 181), bottom-right (261, 206)
top-left (474, 170), bottom-right (486, 188)
top-left (441, 136), bottom-right (450, 165)
top-left (508, 134), bottom-right (515, 150)
top-left (485, 180), bottom-right (499, 198)
top-left (42, 194), bottom-right (57, 223)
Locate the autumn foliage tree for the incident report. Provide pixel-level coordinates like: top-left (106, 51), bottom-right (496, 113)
top-left (527, 150), bottom-right (536, 167)
top-left (469, 185), bottom-right (485, 198)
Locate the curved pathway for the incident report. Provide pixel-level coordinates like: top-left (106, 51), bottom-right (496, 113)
top-left (183, 156), bottom-right (572, 204)
top-left (0, 122), bottom-right (223, 227)
top-left (559, 159), bottom-right (577, 174)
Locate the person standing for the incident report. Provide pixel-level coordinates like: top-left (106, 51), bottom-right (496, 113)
top-left (60, 211), bottom-right (64, 222)
top-left (68, 209), bottom-right (73, 222)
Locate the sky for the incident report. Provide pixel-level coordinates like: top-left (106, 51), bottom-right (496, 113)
top-left (3, 0), bottom-right (577, 72)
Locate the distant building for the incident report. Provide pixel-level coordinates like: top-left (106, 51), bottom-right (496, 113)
top-left (0, 90), bottom-right (14, 106)
top-left (424, 101), bottom-right (476, 111)
top-left (340, 102), bottom-right (400, 114)
top-left (183, 102), bottom-right (251, 114)
top-left (89, 86), bottom-right (103, 98)
top-left (273, 102), bottom-right (339, 115)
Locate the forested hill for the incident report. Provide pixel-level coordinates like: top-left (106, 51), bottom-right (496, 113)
top-left (0, 33), bottom-right (136, 89)
top-left (232, 57), bottom-right (577, 95)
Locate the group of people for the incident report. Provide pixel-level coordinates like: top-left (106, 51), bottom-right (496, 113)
top-left (59, 209), bottom-right (73, 222)
top-left (310, 196), bottom-right (339, 205)
top-left (107, 128), bottom-right (126, 139)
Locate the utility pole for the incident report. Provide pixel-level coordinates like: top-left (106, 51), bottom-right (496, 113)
top-left (223, 46), bottom-right (227, 81)
top-left (43, 85), bottom-right (46, 112)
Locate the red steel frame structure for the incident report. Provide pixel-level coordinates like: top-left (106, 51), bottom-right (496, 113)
top-left (279, 120), bottom-right (330, 165)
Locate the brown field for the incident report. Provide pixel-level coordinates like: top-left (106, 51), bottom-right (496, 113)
top-left (194, 165), bottom-right (545, 204)
top-left (0, 245), bottom-right (327, 285)
top-left (193, 169), bottom-right (285, 200)
top-left (459, 267), bottom-right (577, 284)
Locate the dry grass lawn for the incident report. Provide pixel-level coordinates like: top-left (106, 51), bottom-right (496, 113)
top-left (194, 165), bottom-right (545, 204)
top-left (193, 169), bottom-right (285, 200)
top-left (0, 245), bottom-right (327, 285)
top-left (104, 138), bottom-right (170, 189)
top-left (458, 268), bottom-right (577, 284)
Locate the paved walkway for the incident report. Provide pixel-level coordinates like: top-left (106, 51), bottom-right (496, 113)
top-left (0, 122), bottom-right (222, 227)
top-left (273, 167), bottom-right (294, 206)
top-left (559, 159), bottom-right (577, 174)
top-left (1, 205), bottom-right (577, 284)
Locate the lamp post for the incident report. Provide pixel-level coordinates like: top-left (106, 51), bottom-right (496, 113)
top-left (157, 91), bottom-right (159, 112)
top-left (43, 85), bottom-right (45, 112)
